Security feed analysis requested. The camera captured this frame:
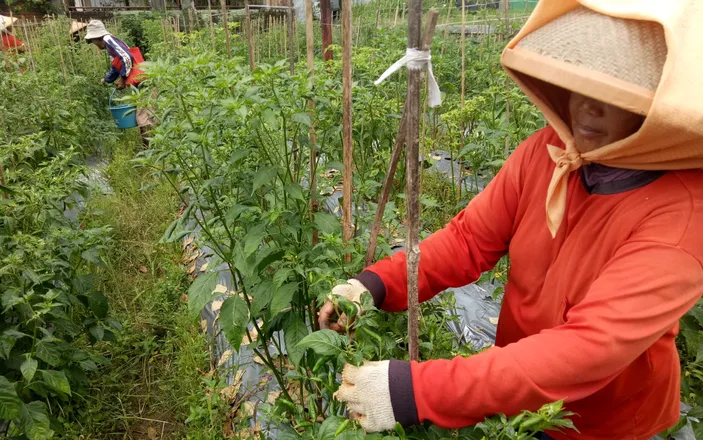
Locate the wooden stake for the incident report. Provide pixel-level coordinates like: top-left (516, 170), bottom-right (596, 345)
top-left (294, 11), bottom-right (301, 65)
top-left (207, 0), bottom-right (216, 51)
top-left (355, 15), bottom-right (362, 47)
top-left (405, 7), bottom-right (439, 362)
top-left (393, 6), bottom-right (398, 27)
top-left (365, 10), bottom-right (439, 271)
top-left (305, 0), bottom-right (319, 247)
top-left (341, 0), bottom-right (353, 261)
top-left (49, 19), bottom-right (70, 99)
top-left (220, 0), bottom-right (231, 57)
top-left (504, 0), bottom-right (511, 157)
top-left (287, 0), bottom-right (295, 73)
top-left (375, 8), bottom-right (380, 29)
top-left (245, 1), bottom-right (255, 70)
top-left (268, 15), bottom-right (272, 59)
top-left (459, 0), bottom-right (466, 202)
top-left (320, 0), bottom-right (332, 60)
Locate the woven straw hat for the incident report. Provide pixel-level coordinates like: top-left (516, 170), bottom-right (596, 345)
top-left (502, 6), bottom-right (667, 116)
top-left (70, 20), bottom-right (88, 35)
top-left (84, 20), bottom-right (110, 41)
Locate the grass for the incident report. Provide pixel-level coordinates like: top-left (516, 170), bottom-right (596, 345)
top-left (59, 133), bottom-right (219, 439)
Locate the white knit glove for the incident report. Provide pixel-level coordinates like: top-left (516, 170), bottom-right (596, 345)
top-left (330, 278), bottom-right (368, 305)
top-left (334, 360), bottom-right (396, 433)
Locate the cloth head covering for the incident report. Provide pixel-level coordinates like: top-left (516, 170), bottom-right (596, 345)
top-left (70, 20), bottom-right (88, 35)
top-left (501, 0), bottom-right (703, 237)
top-left (0, 15), bottom-right (18, 33)
top-left (84, 19), bottom-right (110, 40)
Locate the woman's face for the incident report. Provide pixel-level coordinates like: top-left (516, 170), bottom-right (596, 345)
top-left (568, 92), bottom-right (644, 153)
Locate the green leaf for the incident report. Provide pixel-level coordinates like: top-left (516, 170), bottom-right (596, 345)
top-left (36, 342), bottom-right (63, 367)
top-left (0, 376), bottom-right (21, 419)
top-left (244, 225), bottom-right (266, 258)
top-left (0, 328), bottom-right (26, 359)
top-left (270, 282), bottom-right (297, 318)
top-left (273, 268), bottom-right (293, 289)
top-left (250, 280), bottom-right (273, 318)
top-left (283, 314), bottom-right (308, 366)
top-left (19, 401), bottom-right (53, 440)
top-left (292, 112), bottom-right (312, 127)
top-left (314, 212), bottom-right (341, 235)
top-left (252, 166), bottom-right (279, 193)
top-left (159, 216), bottom-right (180, 243)
top-left (40, 370), bottom-right (71, 396)
top-left (86, 291), bottom-right (109, 319)
top-left (21, 357), bottom-right (38, 382)
top-left (89, 325), bottom-right (104, 342)
top-left (219, 295), bottom-right (249, 348)
top-left (188, 272), bottom-right (219, 318)
top-left (284, 183), bottom-right (306, 202)
top-left (316, 415), bottom-right (344, 440)
top-left (296, 330), bottom-right (345, 357)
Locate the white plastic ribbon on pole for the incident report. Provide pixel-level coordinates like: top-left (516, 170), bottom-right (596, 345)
top-left (374, 48), bottom-right (442, 108)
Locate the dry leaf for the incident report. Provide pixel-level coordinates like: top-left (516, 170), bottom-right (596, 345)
top-left (237, 401), bottom-right (256, 419)
top-left (238, 423), bottom-right (262, 439)
top-left (286, 379), bottom-right (307, 402)
top-left (213, 284), bottom-right (228, 294)
top-left (200, 262), bottom-right (209, 272)
top-left (211, 300), bottom-right (224, 313)
top-left (241, 330), bottom-right (258, 346)
top-left (488, 317), bottom-right (499, 325)
top-left (200, 319), bottom-right (208, 332)
top-left (218, 349), bottom-right (233, 367)
top-left (147, 427), bottom-right (158, 440)
top-left (180, 293), bottom-right (188, 303)
top-left (252, 355), bottom-right (265, 365)
top-left (220, 370), bottom-right (244, 403)
top-left (138, 265), bottom-right (148, 273)
top-left (238, 292), bottom-right (253, 302)
top-left (183, 252), bottom-right (198, 264)
top-left (188, 263), bottom-right (196, 275)
top-left (182, 236), bottom-right (194, 250)
top-left (266, 391), bottom-right (281, 405)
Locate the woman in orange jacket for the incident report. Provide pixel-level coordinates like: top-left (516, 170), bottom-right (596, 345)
top-left (0, 15), bottom-right (24, 53)
top-left (319, 2), bottom-right (703, 439)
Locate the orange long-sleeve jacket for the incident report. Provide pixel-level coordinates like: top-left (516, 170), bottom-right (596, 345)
top-left (355, 126), bottom-right (703, 439)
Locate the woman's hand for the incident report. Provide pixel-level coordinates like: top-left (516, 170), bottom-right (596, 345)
top-left (317, 279), bottom-right (368, 333)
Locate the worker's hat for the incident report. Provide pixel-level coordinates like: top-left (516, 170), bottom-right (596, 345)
top-left (84, 19), bottom-right (110, 41)
top-left (502, 6), bottom-right (666, 117)
top-left (70, 20), bottom-right (88, 35)
top-left (0, 15), bottom-right (19, 33)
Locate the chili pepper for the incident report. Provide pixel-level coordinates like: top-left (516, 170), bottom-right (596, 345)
top-left (279, 398), bottom-right (297, 413)
top-left (294, 421), bottom-right (313, 430)
top-left (312, 357), bottom-right (327, 373)
top-left (308, 395), bottom-right (317, 421)
top-left (334, 419), bottom-right (350, 436)
top-left (360, 326), bottom-right (383, 345)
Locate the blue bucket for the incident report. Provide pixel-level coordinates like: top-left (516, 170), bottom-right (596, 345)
top-left (108, 89), bottom-right (138, 129)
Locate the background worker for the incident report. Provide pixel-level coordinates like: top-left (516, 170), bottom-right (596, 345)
top-left (319, 2), bottom-right (703, 439)
top-left (85, 19), bottom-right (132, 89)
top-left (70, 20), bottom-right (87, 44)
top-left (0, 15), bottom-right (24, 52)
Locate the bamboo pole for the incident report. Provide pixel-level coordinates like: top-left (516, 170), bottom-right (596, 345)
top-left (294, 10), bottom-right (301, 65)
top-left (441, 0), bottom-right (451, 55)
top-left (305, 0), bottom-right (319, 248)
top-left (341, 0), bottom-right (353, 261)
top-left (268, 15), bottom-right (272, 59)
top-left (245, 2), bottom-right (255, 70)
top-left (21, 21), bottom-right (36, 72)
top-left (49, 19), bottom-right (70, 99)
top-left (393, 6), bottom-right (398, 27)
top-left (375, 8), bottom-right (380, 29)
top-left (207, 0), bottom-right (216, 51)
top-left (220, 0), bottom-right (231, 57)
top-left (287, 0), bottom-right (295, 74)
top-left (355, 15), bottom-right (362, 47)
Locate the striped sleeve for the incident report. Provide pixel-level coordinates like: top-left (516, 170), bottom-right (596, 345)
top-left (103, 35), bottom-right (132, 78)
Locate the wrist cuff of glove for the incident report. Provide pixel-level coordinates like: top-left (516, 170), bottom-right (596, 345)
top-left (388, 359), bottom-right (419, 427)
top-left (353, 270), bottom-right (386, 308)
